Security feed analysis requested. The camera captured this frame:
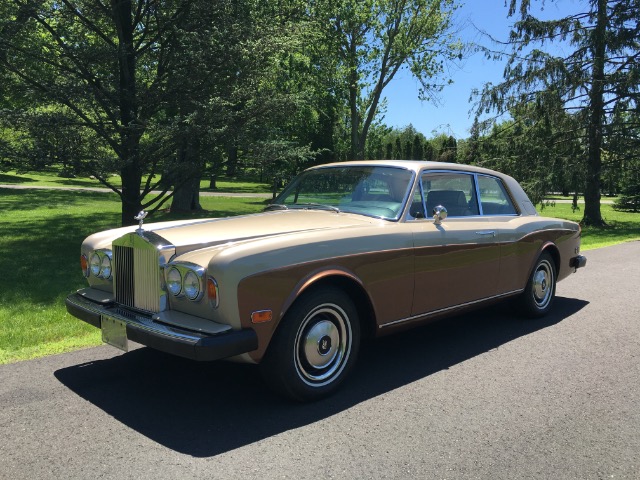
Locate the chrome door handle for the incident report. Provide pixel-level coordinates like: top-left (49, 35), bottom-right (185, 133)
top-left (475, 230), bottom-right (496, 237)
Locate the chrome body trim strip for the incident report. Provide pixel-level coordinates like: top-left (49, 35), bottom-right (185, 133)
top-left (379, 289), bottom-right (524, 329)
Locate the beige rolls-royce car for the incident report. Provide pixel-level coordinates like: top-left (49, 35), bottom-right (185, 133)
top-left (66, 160), bottom-right (586, 401)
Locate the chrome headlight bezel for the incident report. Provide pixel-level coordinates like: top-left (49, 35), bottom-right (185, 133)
top-left (100, 255), bottom-right (112, 279)
top-left (164, 263), bottom-right (205, 302)
top-left (166, 267), bottom-right (182, 296)
top-left (183, 270), bottom-right (201, 300)
top-left (87, 249), bottom-right (112, 280)
top-left (89, 253), bottom-right (101, 277)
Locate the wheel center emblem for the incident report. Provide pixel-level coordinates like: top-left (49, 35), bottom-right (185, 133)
top-left (318, 336), bottom-right (332, 355)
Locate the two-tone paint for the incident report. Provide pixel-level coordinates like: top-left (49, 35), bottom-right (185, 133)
top-left (67, 161), bottom-right (584, 365)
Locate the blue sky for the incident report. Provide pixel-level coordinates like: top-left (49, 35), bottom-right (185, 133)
top-left (381, 0), bottom-right (581, 139)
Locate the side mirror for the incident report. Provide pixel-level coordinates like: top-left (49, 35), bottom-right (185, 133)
top-left (433, 205), bottom-right (448, 225)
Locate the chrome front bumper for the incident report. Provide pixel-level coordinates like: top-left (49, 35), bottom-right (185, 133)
top-left (65, 292), bottom-right (257, 361)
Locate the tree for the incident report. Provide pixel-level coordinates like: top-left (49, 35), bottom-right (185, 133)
top-left (412, 134), bottom-right (424, 160)
top-left (325, 0), bottom-right (462, 160)
top-left (0, 0), bottom-right (321, 222)
top-left (475, 103), bottom-right (584, 207)
top-left (0, 0), bottom-right (194, 225)
top-left (464, 117), bottom-right (481, 164)
top-left (477, 0), bottom-right (640, 226)
top-left (249, 140), bottom-right (315, 199)
top-left (610, 110), bottom-right (640, 211)
top-left (433, 133), bottom-right (457, 162)
top-left (423, 139), bottom-right (434, 160)
top-left (163, 0), bottom-right (318, 212)
top-left (394, 137), bottom-right (403, 159)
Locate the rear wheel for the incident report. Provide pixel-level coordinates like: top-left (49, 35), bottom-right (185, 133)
top-left (516, 252), bottom-right (556, 318)
top-left (260, 287), bottom-right (360, 401)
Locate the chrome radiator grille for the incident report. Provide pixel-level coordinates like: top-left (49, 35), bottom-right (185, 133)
top-left (113, 239), bottom-right (162, 313)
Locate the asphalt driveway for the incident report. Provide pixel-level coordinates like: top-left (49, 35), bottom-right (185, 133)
top-left (1, 242), bottom-right (638, 479)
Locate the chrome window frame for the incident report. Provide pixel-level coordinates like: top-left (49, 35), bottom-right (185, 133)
top-left (407, 169), bottom-right (521, 220)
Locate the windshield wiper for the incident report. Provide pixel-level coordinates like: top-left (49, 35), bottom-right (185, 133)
top-left (295, 203), bottom-right (340, 213)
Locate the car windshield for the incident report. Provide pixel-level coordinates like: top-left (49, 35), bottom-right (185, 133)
top-left (270, 166), bottom-right (414, 220)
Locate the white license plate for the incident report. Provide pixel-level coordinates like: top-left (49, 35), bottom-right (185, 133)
top-left (101, 315), bottom-right (129, 352)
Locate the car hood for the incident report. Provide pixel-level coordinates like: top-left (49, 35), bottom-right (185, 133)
top-left (142, 210), bottom-right (378, 255)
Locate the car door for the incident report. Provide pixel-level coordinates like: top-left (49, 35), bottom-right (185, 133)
top-left (410, 171), bottom-right (502, 316)
top-left (474, 173), bottom-right (526, 295)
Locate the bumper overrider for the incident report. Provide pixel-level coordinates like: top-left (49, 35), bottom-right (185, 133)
top-left (570, 254), bottom-right (587, 271)
top-left (66, 292), bottom-right (258, 361)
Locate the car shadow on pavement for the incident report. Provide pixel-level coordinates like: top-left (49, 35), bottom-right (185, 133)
top-left (54, 296), bottom-right (587, 457)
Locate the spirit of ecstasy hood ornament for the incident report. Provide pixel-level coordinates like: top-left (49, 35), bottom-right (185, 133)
top-left (134, 210), bottom-right (148, 235)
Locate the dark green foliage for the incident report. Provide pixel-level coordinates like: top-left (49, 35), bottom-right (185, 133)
top-left (412, 135), bottom-right (425, 160)
top-left (0, 0), bottom-right (326, 223)
top-left (477, 0), bottom-right (640, 226)
top-left (475, 105), bottom-right (583, 207)
top-left (323, 0), bottom-right (462, 160)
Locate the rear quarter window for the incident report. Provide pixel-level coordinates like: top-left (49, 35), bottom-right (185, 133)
top-left (478, 175), bottom-right (517, 215)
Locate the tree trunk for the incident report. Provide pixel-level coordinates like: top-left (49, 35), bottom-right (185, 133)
top-left (113, 0), bottom-right (142, 226)
top-left (347, 35), bottom-right (363, 161)
top-left (349, 80), bottom-right (361, 160)
top-left (170, 136), bottom-right (202, 212)
top-left (582, 0), bottom-right (606, 226)
top-left (171, 174), bottom-right (202, 212)
top-left (226, 144), bottom-right (239, 177)
top-left (121, 162), bottom-right (142, 226)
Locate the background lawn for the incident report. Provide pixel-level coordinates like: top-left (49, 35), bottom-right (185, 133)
top-left (537, 202), bottom-right (640, 250)
top-left (0, 187), bottom-right (266, 364)
top-left (0, 170), bottom-right (272, 194)
top-left (0, 185), bottom-right (638, 365)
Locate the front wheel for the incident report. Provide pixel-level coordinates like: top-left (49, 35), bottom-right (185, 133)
top-left (260, 287), bottom-right (360, 402)
top-left (516, 252), bottom-right (557, 318)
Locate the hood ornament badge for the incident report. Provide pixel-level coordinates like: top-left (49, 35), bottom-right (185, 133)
top-left (134, 210), bottom-right (148, 236)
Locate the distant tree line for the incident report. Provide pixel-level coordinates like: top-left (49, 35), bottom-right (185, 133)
top-left (475, 0), bottom-right (640, 223)
top-left (0, 0), bottom-right (638, 225)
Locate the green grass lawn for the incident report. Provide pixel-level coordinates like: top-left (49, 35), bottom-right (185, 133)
top-left (0, 186), bottom-right (638, 365)
top-left (0, 170), bottom-right (272, 194)
top-left (537, 202), bottom-right (640, 250)
top-left (543, 194), bottom-right (621, 202)
top-left (0, 188), bottom-right (266, 365)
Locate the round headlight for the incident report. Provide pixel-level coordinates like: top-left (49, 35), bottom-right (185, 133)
top-left (167, 267), bottom-right (182, 296)
top-left (183, 271), bottom-right (201, 300)
top-left (89, 253), bottom-right (101, 277)
top-left (100, 255), bottom-right (112, 279)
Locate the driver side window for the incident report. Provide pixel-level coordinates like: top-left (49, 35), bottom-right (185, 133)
top-left (420, 173), bottom-right (479, 217)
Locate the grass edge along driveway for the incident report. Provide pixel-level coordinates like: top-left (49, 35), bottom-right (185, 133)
top-left (1, 186), bottom-right (638, 365)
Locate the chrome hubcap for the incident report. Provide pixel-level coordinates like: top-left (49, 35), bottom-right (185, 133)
top-left (295, 304), bottom-right (351, 386)
top-left (303, 320), bottom-right (339, 369)
top-left (532, 260), bottom-right (554, 309)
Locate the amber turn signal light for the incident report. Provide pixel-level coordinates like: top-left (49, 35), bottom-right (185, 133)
top-left (80, 254), bottom-right (89, 277)
top-left (251, 310), bottom-right (273, 324)
top-left (207, 277), bottom-right (219, 308)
